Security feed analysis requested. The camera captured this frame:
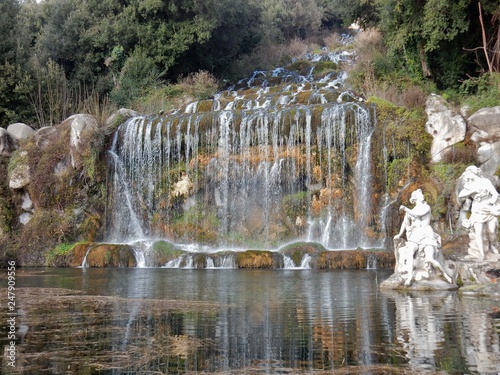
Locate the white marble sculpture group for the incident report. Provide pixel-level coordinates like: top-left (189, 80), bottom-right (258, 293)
top-left (384, 165), bottom-right (500, 289)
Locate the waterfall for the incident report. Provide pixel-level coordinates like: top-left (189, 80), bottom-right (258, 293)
top-left (283, 255), bottom-right (296, 268)
top-left (163, 253), bottom-right (238, 268)
top-left (299, 254), bottom-right (312, 269)
top-left (164, 256), bottom-right (184, 268)
top-left (283, 254), bottom-right (312, 269)
top-left (106, 43), bottom-right (386, 251)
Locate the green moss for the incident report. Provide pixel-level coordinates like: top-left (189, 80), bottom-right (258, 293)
top-left (282, 191), bottom-right (309, 219)
top-left (151, 240), bottom-right (184, 258)
top-left (45, 241), bottom-right (86, 266)
top-left (314, 61), bottom-right (337, 74)
top-left (367, 96), bottom-right (400, 110)
top-left (387, 158), bottom-right (411, 191)
top-left (7, 148), bottom-right (28, 177)
top-left (429, 163), bottom-right (471, 217)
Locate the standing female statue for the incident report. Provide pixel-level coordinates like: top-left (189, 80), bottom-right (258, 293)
top-left (458, 166), bottom-right (500, 261)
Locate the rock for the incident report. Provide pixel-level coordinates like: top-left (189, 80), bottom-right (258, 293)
top-left (477, 141), bottom-right (500, 181)
top-left (104, 108), bottom-right (139, 129)
top-left (19, 212), bottom-right (33, 225)
top-left (171, 174), bottom-right (194, 198)
top-left (468, 106), bottom-right (500, 143)
top-left (8, 151), bottom-right (30, 189)
top-left (21, 191), bottom-right (33, 212)
top-left (236, 250), bottom-right (277, 268)
top-left (61, 114), bottom-right (98, 169)
top-left (380, 272), bottom-right (458, 291)
top-left (34, 126), bottom-right (58, 149)
top-left (425, 94), bottom-right (466, 163)
top-left (83, 243), bottom-right (137, 267)
top-left (6, 123), bottom-right (35, 141)
top-left (0, 128), bottom-right (15, 156)
top-left (312, 249), bottom-right (395, 270)
top-left (455, 259), bottom-right (500, 286)
top-left (150, 240), bottom-right (185, 266)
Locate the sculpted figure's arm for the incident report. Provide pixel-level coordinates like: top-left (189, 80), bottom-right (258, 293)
top-left (484, 181), bottom-right (499, 204)
top-left (401, 203), bottom-right (431, 221)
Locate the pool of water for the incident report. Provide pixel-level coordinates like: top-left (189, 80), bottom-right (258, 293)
top-left (1, 268), bottom-right (499, 374)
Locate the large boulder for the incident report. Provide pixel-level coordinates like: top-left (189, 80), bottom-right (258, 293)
top-left (33, 126), bottom-right (58, 149)
top-left (468, 106), bottom-right (500, 142)
top-left (425, 94), bottom-right (466, 163)
top-left (60, 114), bottom-right (98, 169)
top-left (6, 123), bottom-right (35, 141)
top-left (477, 141), bottom-right (500, 179)
top-left (104, 108), bottom-right (138, 129)
top-left (468, 106), bottom-right (500, 179)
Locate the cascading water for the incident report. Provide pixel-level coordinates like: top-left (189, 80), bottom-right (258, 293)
top-left (105, 35), bottom-right (386, 263)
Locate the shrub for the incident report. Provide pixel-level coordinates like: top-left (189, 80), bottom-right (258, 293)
top-left (460, 73), bottom-right (500, 113)
top-left (132, 84), bottom-right (185, 114)
top-left (110, 49), bottom-right (161, 107)
top-left (179, 70), bottom-right (219, 100)
top-left (286, 37), bottom-right (309, 58)
top-left (440, 141), bottom-right (477, 165)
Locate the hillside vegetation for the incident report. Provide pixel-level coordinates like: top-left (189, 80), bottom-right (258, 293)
top-left (1, 0), bottom-right (499, 128)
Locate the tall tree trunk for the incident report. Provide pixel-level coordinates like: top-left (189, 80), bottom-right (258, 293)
top-left (491, 9), bottom-right (500, 72)
top-left (478, 2), bottom-right (493, 73)
top-left (418, 42), bottom-right (432, 77)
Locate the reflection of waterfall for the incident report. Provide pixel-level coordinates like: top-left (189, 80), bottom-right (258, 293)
top-left (366, 253), bottom-right (377, 269)
top-left (106, 46), bottom-right (385, 250)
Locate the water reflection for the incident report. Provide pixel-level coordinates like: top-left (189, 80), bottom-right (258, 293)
top-left (1, 269), bottom-right (499, 374)
top-left (460, 297), bottom-right (500, 374)
top-left (384, 290), bottom-right (500, 375)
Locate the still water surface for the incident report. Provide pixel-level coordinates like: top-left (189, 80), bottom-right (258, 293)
top-left (2, 268), bottom-right (500, 374)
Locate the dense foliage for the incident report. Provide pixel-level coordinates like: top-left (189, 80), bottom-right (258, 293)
top-left (1, 0), bottom-right (499, 128)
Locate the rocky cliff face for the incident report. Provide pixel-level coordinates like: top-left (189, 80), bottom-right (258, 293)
top-left (0, 110), bottom-right (137, 265)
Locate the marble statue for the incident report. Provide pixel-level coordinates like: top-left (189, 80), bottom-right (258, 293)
top-left (392, 189), bottom-right (452, 286)
top-left (457, 166), bottom-right (500, 261)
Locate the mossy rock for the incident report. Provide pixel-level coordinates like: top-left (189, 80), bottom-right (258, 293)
top-left (236, 250), bottom-right (278, 269)
top-left (196, 100), bottom-right (215, 112)
top-left (314, 61), bottom-right (338, 74)
top-left (49, 242), bottom-right (135, 268)
top-left (150, 240), bottom-right (185, 266)
top-left (47, 242), bottom-right (92, 267)
top-left (279, 241), bottom-right (327, 266)
top-left (311, 249), bottom-right (394, 269)
top-left (287, 60), bottom-right (313, 75)
top-left (84, 244), bottom-right (137, 267)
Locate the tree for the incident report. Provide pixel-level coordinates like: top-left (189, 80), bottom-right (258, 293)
top-left (170, 0), bottom-right (263, 78)
top-left (475, 1), bottom-right (500, 73)
top-left (321, 0), bottom-right (379, 29)
top-left (258, 0), bottom-right (324, 41)
top-left (376, 0), bottom-right (469, 79)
